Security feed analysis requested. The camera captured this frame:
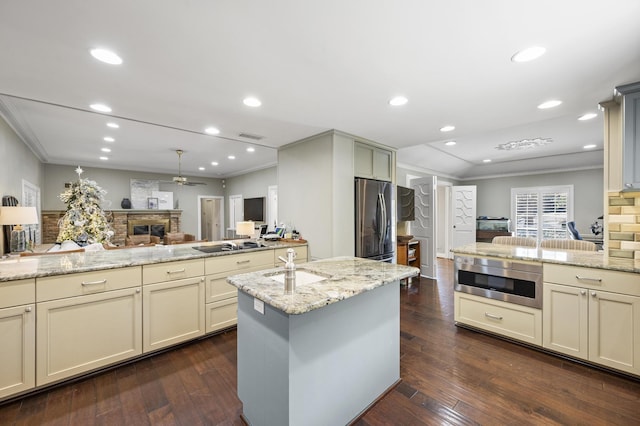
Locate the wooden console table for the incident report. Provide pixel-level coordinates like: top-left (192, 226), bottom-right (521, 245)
top-left (397, 239), bottom-right (420, 283)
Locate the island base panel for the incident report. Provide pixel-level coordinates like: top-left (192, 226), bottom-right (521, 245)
top-left (237, 282), bottom-right (400, 426)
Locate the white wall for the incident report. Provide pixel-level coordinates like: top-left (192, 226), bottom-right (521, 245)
top-left (0, 116), bottom-right (44, 255)
top-left (42, 164), bottom-right (225, 235)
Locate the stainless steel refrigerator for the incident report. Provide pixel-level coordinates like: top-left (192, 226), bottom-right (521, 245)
top-left (355, 178), bottom-right (395, 262)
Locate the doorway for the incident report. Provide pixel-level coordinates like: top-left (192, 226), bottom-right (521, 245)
top-left (198, 196), bottom-right (224, 242)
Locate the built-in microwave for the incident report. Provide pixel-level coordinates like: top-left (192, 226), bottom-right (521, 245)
top-left (454, 255), bottom-right (543, 309)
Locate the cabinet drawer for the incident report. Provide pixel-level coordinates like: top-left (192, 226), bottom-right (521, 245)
top-left (454, 292), bottom-right (542, 345)
top-left (37, 267), bottom-right (142, 302)
top-left (205, 251), bottom-right (273, 275)
top-left (0, 279), bottom-right (35, 308)
top-left (274, 246), bottom-right (308, 265)
top-left (544, 263), bottom-right (640, 296)
top-left (206, 297), bottom-right (238, 333)
top-left (206, 275), bottom-right (238, 303)
top-left (143, 259), bottom-right (204, 285)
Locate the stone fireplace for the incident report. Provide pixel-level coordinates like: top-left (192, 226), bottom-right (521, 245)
top-left (42, 209), bottom-right (182, 246)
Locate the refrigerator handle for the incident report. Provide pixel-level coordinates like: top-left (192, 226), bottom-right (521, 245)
top-left (380, 192), bottom-right (387, 244)
top-left (377, 193), bottom-right (384, 245)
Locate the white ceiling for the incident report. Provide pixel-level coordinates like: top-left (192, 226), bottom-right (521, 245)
top-left (1, 1), bottom-right (639, 180)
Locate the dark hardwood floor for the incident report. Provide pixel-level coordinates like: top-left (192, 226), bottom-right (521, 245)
top-left (2, 258), bottom-right (639, 425)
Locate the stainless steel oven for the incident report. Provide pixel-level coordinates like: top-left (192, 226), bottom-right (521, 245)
top-left (454, 255), bottom-right (543, 309)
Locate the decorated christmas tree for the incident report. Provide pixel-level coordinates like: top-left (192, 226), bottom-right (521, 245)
top-left (57, 167), bottom-right (114, 245)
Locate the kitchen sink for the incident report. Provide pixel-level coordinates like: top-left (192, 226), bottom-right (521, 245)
top-left (269, 270), bottom-right (329, 286)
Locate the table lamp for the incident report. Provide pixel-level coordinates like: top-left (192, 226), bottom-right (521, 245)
top-left (236, 221), bottom-right (255, 240)
top-left (0, 206), bottom-right (39, 253)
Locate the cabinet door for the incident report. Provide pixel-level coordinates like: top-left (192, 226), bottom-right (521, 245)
top-left (588, 290), bottom-right (640, 375)
top-left (622, 88), bottom-right (640, 189)
top-left (0, 304), bottom-right (35, 399)
top-left (354, 142), bottom-right (392, 181)
top-left (37, 288), bottom-right (142, 386)
top-left (542, 283), bottom-right (588, 359)
top-left (143, 276), bottom-right (205, 353)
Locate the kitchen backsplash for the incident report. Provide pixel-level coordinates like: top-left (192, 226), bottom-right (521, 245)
top-left (608, 190), bottom-right (640, 259)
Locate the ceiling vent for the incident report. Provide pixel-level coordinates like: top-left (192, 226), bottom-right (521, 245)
top-left (495, 137), bottom-right (552, 151)
top-left (238, 132), bottom-right (264, 141)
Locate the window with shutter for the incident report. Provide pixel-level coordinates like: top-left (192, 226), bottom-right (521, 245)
top-left (511, 185), bottom-right (573, 243)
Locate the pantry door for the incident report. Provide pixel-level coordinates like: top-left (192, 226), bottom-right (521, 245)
top-left (411, 176), bottom-right (436, 279)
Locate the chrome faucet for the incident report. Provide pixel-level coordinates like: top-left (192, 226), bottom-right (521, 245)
top-left (278, 248), bottom-right (297, 294)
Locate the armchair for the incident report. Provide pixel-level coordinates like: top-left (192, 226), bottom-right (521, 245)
top-left (164, 232), bottom-right (196, 245)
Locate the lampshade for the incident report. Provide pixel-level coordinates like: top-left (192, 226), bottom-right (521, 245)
top-left (236, 221), bottom-right (255, 237)
top-left (0, 206), bottom-right (39, 226)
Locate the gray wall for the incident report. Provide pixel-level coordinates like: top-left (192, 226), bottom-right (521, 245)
top-left (0, 117), bottom-right (44, 255)
top-left (224, 166), bottom-right (277, 229)
top-left (467, 168), bottom-right (604, 236)
top-left (42, 164), bottom-right (225, 235)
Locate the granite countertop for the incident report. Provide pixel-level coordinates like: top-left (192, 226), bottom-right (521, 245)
top-left (0, 241), bottom-right (307, 282)
top-left (226, 256), bottom-right (420, 315)
top-left (452, 242), bottom-right (640, 273)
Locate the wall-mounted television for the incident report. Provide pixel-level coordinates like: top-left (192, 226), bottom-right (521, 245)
top-left (243, 197), bottom-right (265, 222)
top-left (397, 186), bottom-right (415, 221)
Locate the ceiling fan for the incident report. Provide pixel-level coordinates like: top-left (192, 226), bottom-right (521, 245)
top-left (164, 149), bottom-right (206, 186)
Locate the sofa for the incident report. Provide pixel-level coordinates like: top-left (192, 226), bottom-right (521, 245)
top-left (125, 234), bottom-right (161, 246)
top-left (163, 232), bottom-right (197, 245)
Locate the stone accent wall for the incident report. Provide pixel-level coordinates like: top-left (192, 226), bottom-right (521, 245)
top-left (42, 210), bottom-right (182, 246)
top-left (607, 191), bottom-right (640, 259)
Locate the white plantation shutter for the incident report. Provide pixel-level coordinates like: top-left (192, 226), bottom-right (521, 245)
top-left (511, 186), bottom-right (573, 243)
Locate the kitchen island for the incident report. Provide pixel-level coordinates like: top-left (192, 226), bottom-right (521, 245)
top-left (227, 257), bottom-right (419, 426)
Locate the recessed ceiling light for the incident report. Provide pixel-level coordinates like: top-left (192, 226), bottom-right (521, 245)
top-left (205, 127), bottom-right (220, 135)
top-left (440, 125), bottom-right (455, 132)
top-left (106, 122), bottom-right (119, 129)
top-left (389, 96), bottom-right (408, 106)
top-left (584, 144), bottom-right (597, 149)
top-left (246, 147), bottom-right (255, 153)
top-left (511, 46), bottom-right (546, 63)
top-left (99, 156), bottom-right (109, 161)
top-left (538, 100), bottom-right (562, 109)
top-left (90, 48), bottom-right (123, 65)
top-left (101, 147), bottom-right (111, 153)
top-left (198, 167), bottom-right (205, 171)
top-left (483, 159), bottom-right (492, 163)
top-left (578, 113), bottom-right (598, 121)
top-left (90, 103), bottom-right (112, 113)
top-left (211, 161), bottom-right (219, 166)
top-left (228, 155), bottom-right (235, 160)
top-left (243, 97), bottom-right (262, 107)
top-left (445, 141), bottom-right (457, 146)
top-left (103, 136), bottom-right (115, 142)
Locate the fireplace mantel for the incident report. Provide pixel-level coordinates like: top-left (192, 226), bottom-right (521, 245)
top-left (41, 209), bottom-right (182, 246)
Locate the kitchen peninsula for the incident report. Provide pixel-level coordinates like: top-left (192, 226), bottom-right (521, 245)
top-left (452, 242), bottom-right (640, 378)
top-left (0, 241), bottom-right (308, 401)
top-left (227, 257), bottom-right (419, 426)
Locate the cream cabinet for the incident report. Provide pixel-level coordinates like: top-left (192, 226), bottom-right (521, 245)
top-left (454, 291), bottom-right (542, 346)
top-left (204, 250), bottom-right (273, 333)
top-left (273, 245), bottom-right (308, 266)
top-left (0, 279), bottom-right (35, 399)
top-left (36, 267), bottom-right (142, 386)
top-left (354, 142), bottom-right (393, 182)
top-left (617, 81), bottom-right (640, 189)
top-left (143, 259), bottom-right (205, 352)
top-left (543, 264), bottom-right (640, 375)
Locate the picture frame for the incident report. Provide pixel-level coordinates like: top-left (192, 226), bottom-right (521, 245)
top-left (147, 197), bottom-right (158, 210)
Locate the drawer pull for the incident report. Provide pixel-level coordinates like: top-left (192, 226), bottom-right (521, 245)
top-left (25, 306), bottom-right (32, 313)
top-left (166, 268), bottom-right (186, 274)
top-left (81, 279), bottom-right (107, 286)
top-left (575, 275), bottom-right (602, 283)
top-left (236, 260), bottom-right (251, 264)
top-left (484, 312), bottom-right (503, 321)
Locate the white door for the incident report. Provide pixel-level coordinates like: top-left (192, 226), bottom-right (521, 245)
top-left (199, 197), bottom-right (223, 241)
top-left (411, 176), bottom-right (436, 279)
top-left (451, 186), bottom-right (476, 250)
top-left (267, 185), bottom-right (278, 231)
